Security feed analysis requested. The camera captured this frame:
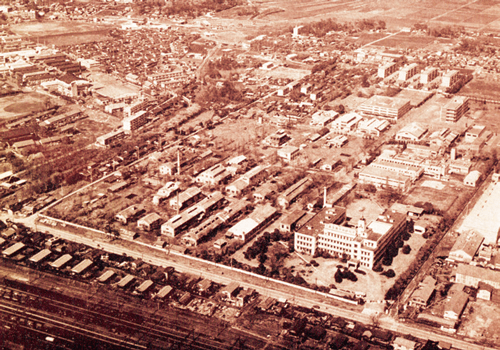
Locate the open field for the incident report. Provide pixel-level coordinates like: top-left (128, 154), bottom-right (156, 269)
top-left (0, 92), bottom-right (52, 119)
top-left (460, 75), bottom-right (500, 100)
top-left (404, 181), bottom-right (459, 212)
top-left (369, 34), bottom-right (439, 49)
top-left (458, 300), bottom-right (500, 346)
top-left (10, 21), bottom-right (113, 46)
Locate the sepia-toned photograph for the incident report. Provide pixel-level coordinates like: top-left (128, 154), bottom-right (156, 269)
top-left (0, 0), bottom-right (500, 349)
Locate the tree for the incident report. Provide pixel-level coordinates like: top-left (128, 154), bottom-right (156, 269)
top-left (334, 269), bottom-right (343, 283)
top-left (332, 104), bottom-right (345, 114)
top-left (382, 255), bottom-right (393, 266)
top-left (402, 245), bottom-right (411, 255)
top-left (383, 269), bottom-right (395, 278)
top-left (373, 263), bottom-right (383, 272)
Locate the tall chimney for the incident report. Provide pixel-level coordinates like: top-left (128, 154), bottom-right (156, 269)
top-left (323, 187), bottom-right (327, 208)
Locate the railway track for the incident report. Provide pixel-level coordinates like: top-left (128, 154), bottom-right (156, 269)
top-left (0, 281), bottom-right (233, 350)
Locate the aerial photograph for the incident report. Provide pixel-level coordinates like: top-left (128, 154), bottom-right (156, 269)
top-left (1, 0), bottom-right (500, 349)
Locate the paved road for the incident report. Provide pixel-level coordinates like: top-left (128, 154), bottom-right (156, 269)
top-left (3, 213), bottom-right (494, 350)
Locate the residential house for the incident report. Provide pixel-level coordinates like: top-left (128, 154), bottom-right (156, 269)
top-left (477, 282), bottom-right (494, 301)
top-left (408, 276), bottom-right (436, 308)
top-left (393, 337), bottom-right (417, 350)
top-left (444, 290), bottom-right (469, 321)
top-left (220, 282), bottom-right (239, 301)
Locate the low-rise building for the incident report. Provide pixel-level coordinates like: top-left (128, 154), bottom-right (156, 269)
top-left (280, 210), bottom-right (307, 233)
top-left (137, 213), bottom-right (163, 231)
top-left (159, 162), bottom-right (176, 176)
top-left (358, 165), bottom-right (412, 191)
top-left (195, 163), bottom-right (231, 186)
top-left (169, 186), bottom-right (203, 210)
top-left (266, 130), bottom-right (290, 147)
top-left (444, 290), bottom-right (469, 321)
top-left (220, 282), bottom-right (239, 301)
top-left (162, 191), bottom-right (223, 236)
top-left (455, 263), bottom-right (500, 289)
top-left (227, 204), bottom-right (277, 242)
top-left (465, 125), bottom-right (486, 143)
top-left (277, 145), bottom-right (300, 163)
top-left (395, 122), bottom-right (427, 142)
top-left (331, 112), bottom-right (363, 133)
top-left (310, 110), bottom-right (338, 126)
top-left (253, 182), bottom-right (278, 202)
top-left (408, 276), bottom-right (436, 308)
top-left (356, 118), bottom-right (390, 138)
top-left (464, 170), bottom-right (481, 187)
top-left (393, 337), bottom-right (417, 350)
top-left (477, 282), bottom-right (494, 301)
top-left (115, 205), bottom-right (145, 224)
top-left (96, 129), bottom-right (125, 147)
top-left (278, 177), bottom-right (312, 208)
top-left (449, 230), bottom-right (484, 263)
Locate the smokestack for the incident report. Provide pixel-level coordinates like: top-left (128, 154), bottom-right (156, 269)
top-left (323, 187), bottom-right (327, 208)
top-left (177, 150), bottom-right (180, 175)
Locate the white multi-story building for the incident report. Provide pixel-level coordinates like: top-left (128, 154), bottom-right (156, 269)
top-left (378, 62), bottom-right (398, 78)
top-left (123, 110), bottom-right (148, 131)
top-left (124, 100), bottom-right (148, 117)
top-left (441, 70), bottom-right (460, 88)
top-left (294, 207), bottom-right (407, 269)
top-left (398, 63), bottom-right (418, 81)
top-left (357, 95), bottom-right (411, 122)
top-left (420, 67), bottom-right (439, 84)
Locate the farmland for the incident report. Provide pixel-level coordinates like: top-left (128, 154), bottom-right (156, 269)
top-left (248, 0), bottom-right (500, 33)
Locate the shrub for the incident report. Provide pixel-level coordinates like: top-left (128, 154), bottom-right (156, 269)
top-left (402, 232), bottom-right (411, 241)
top-left (373, 263), bottom-right (383, 272)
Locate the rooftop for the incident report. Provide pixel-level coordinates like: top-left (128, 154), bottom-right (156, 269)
top-left (360, 95), bottom-right (411, 110)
